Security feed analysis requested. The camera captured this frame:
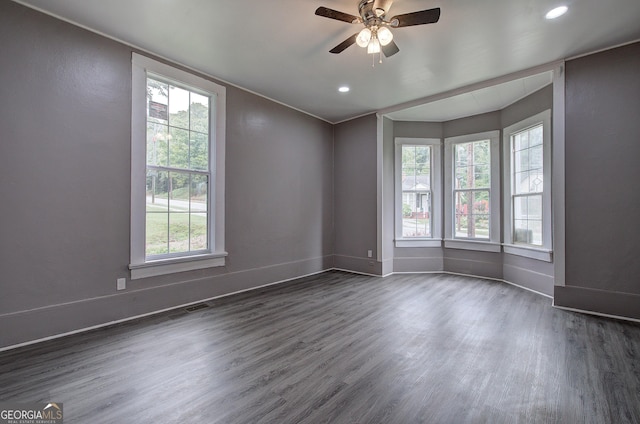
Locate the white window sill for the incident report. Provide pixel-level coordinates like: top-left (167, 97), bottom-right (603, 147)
top-left (395, 239), bottom-right (442, 248)
top-left (129, 252), bottom-right (228, 279)
top-left (444, 239), bottom-right (501, 253)
top-left (503, 245), bottom-right (553, 262)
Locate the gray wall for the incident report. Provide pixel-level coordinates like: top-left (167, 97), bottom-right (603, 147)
top-left (555, 42), bottom-right (640, 319)
top-left (0, 2), bottom-right (334, 349)
top-left (333, 114), bottom-right (380, 274)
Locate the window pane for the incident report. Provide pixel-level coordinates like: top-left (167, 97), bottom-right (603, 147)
top-left (473, 140), bottom-right (490, 165)
top-left (147, 79), bottom-right (168, 124)
top-left (402, 168), bottom-right (416, 190)
top-left (168, 86), bottom-right (190, 130)
top-left (513, 220), bottom-right (531, 243)
top-left (515, 171), bottom-right (530, 195)
top-left (191, 174), bottom-right (208, 214)
top-left (472, 190), bottom-right (490, 214)
top-left (529, 125), bottom-right (543, 146)
top-left (473, 214), bottom-right (490, 239)
top-left (169, 212), bottom-right (190, 253)
top-left (415, 145), bottom-right (430, 167)
top-left (530, 144), bottom-right (543, 170)
top-left (190, 92), bottom-right (209, 134)
top-left (513, 194), bottom-right (542, 246)
top-left (190, 213), bottom-right (207, 251)
top-left (455, 165), bottom-right (469, 189)
top-left (147, 122), bottom-right (169, 167)
top-left (147, 169), bottom-right (169, 210)
top-left (514, 131), bottom-right (528, 151)
top-left (528, 195), bottom-right (542, 219)
top-left (455, 190), bottom-right (490, 239)
top-left (402, 191), bottom-right (431, 238)
top-left (190, 132), bottom-right (208, 171)
top-left (514, 196), bottom-right (528, 221)
top-left (168, 171), bottom-right (190, 253)
top-left (455, 140), bottom-right (489, 191)
top-left (169, 172), bottom-right (190, 210)
top-left (146, 212), bottom-right (168, 255)
top-left (517, 148), bottom-right (530, 173)
top-left (169, 127), bottom-right (189, 169)
top-left (454, 191), bottom-right (469, 238)
top-left (474, 164), bottom-right (490, 189)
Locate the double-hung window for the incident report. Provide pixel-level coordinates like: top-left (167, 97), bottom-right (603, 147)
top-left (503, 110), bottom-right (552, 261)
top-left (130, 54), bottom-right (227, 279)
top-left (394, 138), bottom-right (442, 247)
top-left (444, 131), bottom-right (500, 251)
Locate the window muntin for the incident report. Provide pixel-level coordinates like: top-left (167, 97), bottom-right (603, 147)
top-left (511, 124), bottom-right (544, 246)
top-left (401, 144), bottom-right (432, 238)
top-left (453, 140), bottom-right (490, 240)
top-left (145, 77), bottom-right (211, 258)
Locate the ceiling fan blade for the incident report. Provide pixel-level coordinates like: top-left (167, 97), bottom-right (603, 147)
top-left (381, 40), bottom-right (400, 57)
top-left (390, 7), bottom-right (440, 27)
top-left (315, 7), bottom-right (362, 24)
top-left (329, 34), bottom-right (358, 54)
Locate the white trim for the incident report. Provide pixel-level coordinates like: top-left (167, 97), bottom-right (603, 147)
top-left (395, 239), bottom-right (442, 248)
top-left (444, 239), bottom-right (501, 252)
top-left (394, 138), bottom-right (442, 246)
top-left (378, 61), bottom-right (564, 118)
top-left (331, 268), bottom-right (385, 278)
top-left (444, 131), bottom-right (500, 246)
top-left (130, 53), bottom-right (226, 276)
top-left (552, 64), bottom-right (566, 285)
top-left (376, 114), bottom-right (384, 262)
top-left (503, 109), bottom-right (552, 255)
top-left (129, 253), bottom-right (228, 279)
top-left (565, 38), bottom-right (640, 62)
top-left (552, 304), bottom-right (640, 324)
top-left (503, 245), bottom-right (553, 262)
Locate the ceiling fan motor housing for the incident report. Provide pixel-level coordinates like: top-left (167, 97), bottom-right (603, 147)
top-left (358, 0), bottom-right (391, 23)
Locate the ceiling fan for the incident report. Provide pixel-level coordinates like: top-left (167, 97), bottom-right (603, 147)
top-left (315, 0), bottom-right (441, 59)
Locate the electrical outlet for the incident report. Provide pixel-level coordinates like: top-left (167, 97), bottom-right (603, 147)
top-left (367, 250), bottom-right (373, 258)
top-left (117, 278), bottom-right (126, 291)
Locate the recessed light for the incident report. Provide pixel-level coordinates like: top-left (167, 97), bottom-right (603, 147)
top-left (546, 5), bottom-right (568, 19)
top-left (338, 86), bottom-right (350, 93)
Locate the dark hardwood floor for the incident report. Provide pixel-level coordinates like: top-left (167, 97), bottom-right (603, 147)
top-left (1, 271), bottom-right (639, 423)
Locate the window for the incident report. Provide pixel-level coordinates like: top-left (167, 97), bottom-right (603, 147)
top-left (444, 131), bottom-right (500, 251)
top-left (503, 110), bottom-right (552, 261)
top-left (130, 54), bottom-right (227, 279)
top-left (395, 138), bottom-right (442, 247)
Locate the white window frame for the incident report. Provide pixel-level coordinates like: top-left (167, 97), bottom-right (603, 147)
top-left (444, 131), bottom-right (501, 252)
top-left (394, 138), bottom-right (442, 247)
top-left (129, 53), bottom-right (227, 279)
top-left (503, 109), bottom-right (552, 262)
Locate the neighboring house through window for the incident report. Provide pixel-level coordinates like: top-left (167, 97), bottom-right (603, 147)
top-left (395, 138), bottom-right (442, 247)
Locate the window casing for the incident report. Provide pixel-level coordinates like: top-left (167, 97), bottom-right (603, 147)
top-left (444, 131), bottom-right (500, 251)
top-left (395, 138), bottom-right (442, 247)
top-left (503, 110), bottom-right (552, 261)
top-left (130, 54), bottom-right (227, 279)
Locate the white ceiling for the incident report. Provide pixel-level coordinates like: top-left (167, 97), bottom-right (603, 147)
top-left (13, 0), bottom-right (640, 123)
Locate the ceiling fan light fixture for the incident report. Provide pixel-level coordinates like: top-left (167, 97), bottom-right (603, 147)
top-left (367, 36), bottom-right (381, 54)
top-left (377, 27), bottom-right (393, 46)
top-left (356, 28), bottom-right (372, 47)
